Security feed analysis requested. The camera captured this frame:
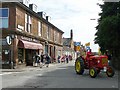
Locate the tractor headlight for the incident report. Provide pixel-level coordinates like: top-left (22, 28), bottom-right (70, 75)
top-left (103, 67), bottom-right (107, 72)
top-left (97, 60), bottom-right (100, 63)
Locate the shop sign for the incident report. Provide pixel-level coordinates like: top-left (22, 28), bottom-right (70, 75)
top-left (74, 42), bottom-right (81, 46)
top-left (17, 25), bottom-right (24, 31)
top-left (21, 36), bottom-right (39, 43)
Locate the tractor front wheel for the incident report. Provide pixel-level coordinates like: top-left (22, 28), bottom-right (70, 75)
top-left (89, 68), bottom-right (97, 78)
top-left (106, 66), bottom-right (115, 77)
top-left (75, 57), bottom-right (84, 75)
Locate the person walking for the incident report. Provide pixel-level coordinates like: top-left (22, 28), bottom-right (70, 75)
top-left (34, 53), bottom-right (40, 67)
top-left (57, 55), bottom-right (61, 63)
top-left (66, 55), bottom-right (69, 63)
top-left (39, 52), bottom-right (44, 68)
top-left (45, 53), bottom-right (50, 67)
top-left (105, 51), bottom-right (112, 66)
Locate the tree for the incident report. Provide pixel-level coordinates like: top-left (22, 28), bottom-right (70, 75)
top-left (94, 2), bottom-right (120, 69)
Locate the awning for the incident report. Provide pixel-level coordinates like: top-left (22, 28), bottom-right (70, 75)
top-left (18, 40), bottom-right (43, 50)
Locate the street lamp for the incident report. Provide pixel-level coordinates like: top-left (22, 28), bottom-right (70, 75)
top-left (90, 19), bottom-right (96, 20)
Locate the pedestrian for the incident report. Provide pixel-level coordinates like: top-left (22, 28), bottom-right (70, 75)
top-left (61, 55), bottom-right (65, 63)
top-left (39, 52), bottom-right (44, 68)
top-left (34, 53), bottom-right (40, 67)
top-left (105, 51), bottom-right (112, 66)
top-left (45, 53), bottom-right (50, 67)
top-left (57, 55), bottom-right (61, 63)
top-left (66, 55), bottom-right (69, 63)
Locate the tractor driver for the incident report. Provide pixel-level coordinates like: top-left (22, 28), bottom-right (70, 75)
top-left (86, 49), bottom-right (93, 60)
top-left (87, 49), bottom-right (92, 56)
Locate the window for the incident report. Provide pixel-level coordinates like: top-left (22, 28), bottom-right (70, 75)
top-left (0, 8), bottom-right (9, 28)
top-left (54, 31), bottom-right (57, 42)
top-left (38, 21), bottom-right (41, 36)
top-left (46, 25), bottom-right (49, 39)
top-left (25, 14), bottom-right (32, 33)
top-left (57, 33), bottom-right (59, 43)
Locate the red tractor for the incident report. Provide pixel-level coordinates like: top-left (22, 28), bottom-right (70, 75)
top-left (75, 50), bottom-right (115, 78)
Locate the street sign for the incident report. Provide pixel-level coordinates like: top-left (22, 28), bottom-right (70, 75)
top-left (74, 42), bottom-right (81, 46)
top-left (86, 46), bottom-right (90, 51)
top-left (6, 36), bottom-right (12, 45)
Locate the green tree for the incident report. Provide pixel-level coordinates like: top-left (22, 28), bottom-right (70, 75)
top-left (94, 2), bottom-right (120, 69)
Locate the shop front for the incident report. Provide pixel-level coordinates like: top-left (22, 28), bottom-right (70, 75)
top-left (1, 38), bottom-right (13, 69)
top-left (2, 34), bottom-right (43, 68)
top-left (18, 37), bottom-right (43, 66)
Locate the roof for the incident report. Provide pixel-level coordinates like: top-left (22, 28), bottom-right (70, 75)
top-left (63, 38), bottom-right (71, 46)
top-left (2, 2), bottom-right (64, 34)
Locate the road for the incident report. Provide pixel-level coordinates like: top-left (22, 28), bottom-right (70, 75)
top-left (1, 60), bottom-right (119, 89)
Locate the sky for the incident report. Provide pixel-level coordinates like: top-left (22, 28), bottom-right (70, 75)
top-left (29, 0), bottom-right (103, 52)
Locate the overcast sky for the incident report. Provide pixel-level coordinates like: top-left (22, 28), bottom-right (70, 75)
top-left (29, 0), bottom-right (103, 52)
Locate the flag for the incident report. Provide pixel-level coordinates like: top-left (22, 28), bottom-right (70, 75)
top-left (75, 46), bottom-right (80, 51)
top-left (85, 42), bottom-right (90, 46)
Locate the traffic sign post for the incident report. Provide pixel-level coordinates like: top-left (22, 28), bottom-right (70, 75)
top-left (6, 35), bottom-right (14, 69)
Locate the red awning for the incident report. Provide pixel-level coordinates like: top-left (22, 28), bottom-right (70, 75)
top-left (18, 40), bottom-right (43, 50)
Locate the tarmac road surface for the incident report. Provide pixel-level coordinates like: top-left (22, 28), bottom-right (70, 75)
top-left (1, 60), bottom-right (119, 89)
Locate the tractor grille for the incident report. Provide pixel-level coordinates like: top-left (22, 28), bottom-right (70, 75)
top-left (102, 58), bottom-right (108, 64)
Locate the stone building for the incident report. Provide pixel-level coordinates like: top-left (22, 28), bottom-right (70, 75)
top-left (62, 29), bottom-right (75, 60)
top-left (1, 2), bottom-right (64, 68)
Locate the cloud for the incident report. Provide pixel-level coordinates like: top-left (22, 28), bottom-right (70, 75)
top-left (29, 0), bottom-right (102, 52)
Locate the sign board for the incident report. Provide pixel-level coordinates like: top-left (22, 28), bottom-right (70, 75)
top-left (86, 46), bottom-right (90, 51)
top-left (6, 36), bottom-right (12, 45)
top-left (74, 42), bottom-right (81, 46)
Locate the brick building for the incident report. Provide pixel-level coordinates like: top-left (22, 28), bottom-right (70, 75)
top-left (1, 2), bottom-right (64, 68)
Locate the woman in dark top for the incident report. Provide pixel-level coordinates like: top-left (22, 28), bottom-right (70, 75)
top-left (45, 53), bottom-right (50, 67)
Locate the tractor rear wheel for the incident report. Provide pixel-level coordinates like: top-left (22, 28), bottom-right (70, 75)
top-left (75, 57), bottom-right (84, 75)
top-left (89, 68), bottom-right (97, 78)
top-left (106, 66), bottom-right (115, 77)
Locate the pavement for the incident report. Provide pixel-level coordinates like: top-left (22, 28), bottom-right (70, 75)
top-left (1, 62), bottom-right (59, 73)
top-left (0, 60), bottom-right (75, 76)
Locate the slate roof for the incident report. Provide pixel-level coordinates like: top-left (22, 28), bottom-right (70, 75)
top-left (63, 38), bottom-right (71, 47)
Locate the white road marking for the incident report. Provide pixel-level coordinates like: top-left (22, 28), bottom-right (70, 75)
top-left (35, 74), bottom-right (43, 76)
top-left (112, 85), bottom-right (115, 88)
top-left (0, 72), bottom-right (21, 76)
top-left (0, 72), bottom-right (13, 76)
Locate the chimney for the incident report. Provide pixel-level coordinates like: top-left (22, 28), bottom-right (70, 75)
top-left (46, 16), bottom-right (49, 21)
top-left (37, 12), bottom-right (43, 17)
top-left (70, 29), bottom-right (73, 39)
top-left (29, 4), bottom-right (37, 12)
top-left (37, 11), bottom-right (46, 19)
top-left (46, 16), bottom-right (51, 22)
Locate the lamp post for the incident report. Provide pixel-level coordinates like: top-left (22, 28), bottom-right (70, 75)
top-left (11, 34), bottom-right (17, 69)
top-left (6, 35), bottom-right (12, 69)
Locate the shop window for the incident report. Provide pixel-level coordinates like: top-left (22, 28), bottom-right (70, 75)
top-left (2, 49), bottom-right (11, 63)
top-left (0, 8), bottom-right (9, 28)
